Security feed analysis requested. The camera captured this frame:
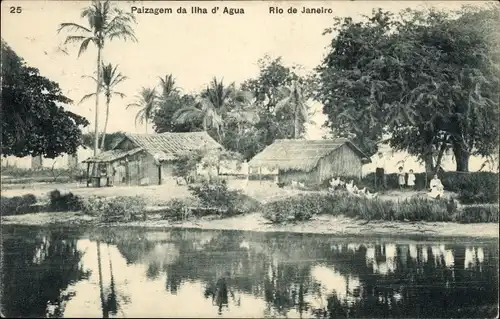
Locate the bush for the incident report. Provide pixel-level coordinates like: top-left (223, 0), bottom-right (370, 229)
top-left (0, 194), bottom-right (38, 216)
top-left (441, 172), bottom-right (498, 204)
top-left (81, 195), bottom-right (147, 222)
top-left (48, 189), bottom-right (83, 212)
top-left (458, 205), bottom-right (499, 223)
top-left (263, 193), bottom-right (335, 223)
top-left (161, 198), bottom-right (197, 221)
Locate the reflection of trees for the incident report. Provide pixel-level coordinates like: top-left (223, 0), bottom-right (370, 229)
top-left (1, 226), bottom-right (90, 318)
top-left (100, 228), bottom-right (498, 318)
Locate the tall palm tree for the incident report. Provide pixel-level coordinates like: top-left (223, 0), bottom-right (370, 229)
top-left (275, 80), bottom-right (309, 139)
top-left (127, 87), bottom-right (158, 133)
top-left (80, 62), bottom-right (127, 151)
top-left (58, 0), bottom-right (137, 157)
top-left (158, 74), bottom-right (178, 101)
top-left (174, 77), bottom-right (249, 142)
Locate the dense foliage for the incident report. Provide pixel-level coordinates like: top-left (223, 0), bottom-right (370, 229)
top-left (81, 195), bottom-right (147, 222)
top-left (316, 5), bottom-right (500, 171)
top-left (82, 131), bottom-right (126, 151)
top-left (48, 190), bottom-right (84, 212)
top-left (149, 57), bottom-right (314, 160)
top-left (1, 40), bottom-right (89, 158)
top-left (0, 194), bottom-right (38, 216)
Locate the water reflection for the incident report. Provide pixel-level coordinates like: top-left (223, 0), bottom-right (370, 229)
top-left (1, 226), bottom-right (498, 318)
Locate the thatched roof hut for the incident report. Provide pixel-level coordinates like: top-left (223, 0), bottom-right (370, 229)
top-left (248, 139), bottom-right (371, 184)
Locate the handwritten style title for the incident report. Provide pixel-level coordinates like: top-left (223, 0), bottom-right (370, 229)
top-left (131, 6), bottom-right (245, 15)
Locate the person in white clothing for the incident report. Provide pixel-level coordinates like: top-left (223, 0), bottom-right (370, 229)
top-left (428, 174), bottom-right (444, 199)
top-left (407, 169), bottom-right (416, 189)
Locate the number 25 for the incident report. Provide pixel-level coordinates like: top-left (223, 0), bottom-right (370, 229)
top-left (10, 6), bottom-right (22, 13)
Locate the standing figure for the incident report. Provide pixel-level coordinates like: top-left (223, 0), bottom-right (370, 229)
top-left (397, 166), bottom-right (406, 190)
top-left (375, 152), bottom-right (387, 190)
top-left (407, 169), bottom-right (416, 190)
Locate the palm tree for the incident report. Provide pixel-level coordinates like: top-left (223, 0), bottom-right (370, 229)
top-left (158, 74), bottom-right (178, 101)
top-left (80, 62), bottom-right (127, 151)
top-left (127, 88), bottom-right (158, 133)
top-left (275, 80), bottom-right (309, 139)
top-left (58, 0), bottom-right (137, 157)
top-left (174, 77), bottom-right (249, 142)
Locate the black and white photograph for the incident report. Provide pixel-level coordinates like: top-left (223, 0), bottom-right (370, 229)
top-left (1, 0), bottom-right (499, 317)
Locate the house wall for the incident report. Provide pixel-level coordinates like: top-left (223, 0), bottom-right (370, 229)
top-left (317, 144), bottom-right (363, 182)
top-left (123, 152), bottom-right (161, 186)
top-left (278, 168), bottom-right (320, 185)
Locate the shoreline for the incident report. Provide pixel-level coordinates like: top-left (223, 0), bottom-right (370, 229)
top-left (2, 211), bottom-right (498, 240)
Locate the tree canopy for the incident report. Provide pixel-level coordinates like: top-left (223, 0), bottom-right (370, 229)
top-left (1, 40), bottom-right (89, 158)
top-left (316, 5), bottom-right (500, 171)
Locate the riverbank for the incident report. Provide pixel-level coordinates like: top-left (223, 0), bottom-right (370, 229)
top-left (2, 210), bottom-right (498, 239)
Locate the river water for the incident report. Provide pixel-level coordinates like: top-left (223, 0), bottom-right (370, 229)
top-left (1, 225), bottom-right (498, 318)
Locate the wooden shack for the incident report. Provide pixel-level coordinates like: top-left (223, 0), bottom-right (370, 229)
top-left (82, 132), bottom-right (222, 187)
top-left (248, 139), bottom-right (371, 185)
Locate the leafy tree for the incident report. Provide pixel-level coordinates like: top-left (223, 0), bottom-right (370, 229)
top-left (153, 93), bottom-right (202, 133)
top-left (152, 74), bottom-right (203, 133)
top-left (80, 62), bottom-right (127, 150)
top-left (316, 5), bottom-right (500, 172)
top-left (173, 77), bottom-right (250, 142)
top-left (82, 131), bottom-right (126, 151)
top-left (238, 56), bottom-right (313, 157)
top-left (275, 80), bottom-right (309, 138)
top-left (1, 40), bottom-right (89, 158)
top-left (58, 0), bottom-right (137, 156)
top-left (127, 87), bottom-right (158, 133)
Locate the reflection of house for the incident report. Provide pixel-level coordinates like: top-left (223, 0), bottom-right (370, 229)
top-left (0, 146), bottom-right (94, 170)
top-left (82, 132), bottom-right (222, 186)
top-left (248, 139), bottom-right (371, 184)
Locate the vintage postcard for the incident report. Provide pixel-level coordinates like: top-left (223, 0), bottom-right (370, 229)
top-left (1, 0), bottom-right (499, 317)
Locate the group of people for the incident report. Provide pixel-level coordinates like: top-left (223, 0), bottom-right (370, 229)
top-left (375, 152), bottom-right (445, 199)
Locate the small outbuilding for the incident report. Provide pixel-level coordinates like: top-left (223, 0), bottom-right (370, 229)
top-left (83, 132), bottom-right (222, 187)
top-left (248, 138), bottom-right (371, 185)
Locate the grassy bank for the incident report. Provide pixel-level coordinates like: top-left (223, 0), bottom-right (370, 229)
top-left (262, 192), bottom-right (499, 224)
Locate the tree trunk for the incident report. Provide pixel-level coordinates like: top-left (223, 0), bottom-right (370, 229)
top-left (94, 48), bottom-right (102, 156)
top-left (100, 94), bottom-right (111, 151)
top-left (294, 105), bottom-right (300, 139)
top-left (433, 140), bottom-right (448, 176)
top-left (453, 142), bottom-right (470, 172)
top-left (92, 47), bottom-right (102, 177)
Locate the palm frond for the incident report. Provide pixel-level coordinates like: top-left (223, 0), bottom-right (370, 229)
top-left (57, 22), bottom-right (92, 34)
top-left (79, 93), bottom-right (97, 105)
top-left (78, 37), bottom-right (95, 57)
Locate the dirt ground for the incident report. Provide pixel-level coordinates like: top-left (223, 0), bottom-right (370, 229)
top-left (0, 177), bottom-right (453, 204)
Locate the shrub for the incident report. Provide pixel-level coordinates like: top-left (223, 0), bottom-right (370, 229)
top-left (161, 198), bottom-right (197, 221)
top-left (188, 179), bottom-right (254, 216)
top-left (48, 189), bottom-right (83, 212)
top-left (81, 195), bottom-right (147, 222)
top-left (441, 172), bottom-right (498, 204)
top-left (394, 198), bottom-right (450, 222)
top-left (0, 194), bottom-right (38, 216)
top-left (458, 204), bottom-right (499, 223)
top-left (263, 193), bottom-right (335, 223)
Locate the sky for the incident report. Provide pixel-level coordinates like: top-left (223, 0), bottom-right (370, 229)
top-left (1, 0), bottom-right (486, 139)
